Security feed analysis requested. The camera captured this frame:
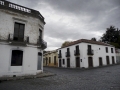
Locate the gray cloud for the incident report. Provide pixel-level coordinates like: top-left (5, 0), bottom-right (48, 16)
top-left (7, 0), bottom-right (120, 50)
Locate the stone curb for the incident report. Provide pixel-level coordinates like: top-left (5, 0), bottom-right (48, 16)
top-left (44, 64), bottom-right (120, 70)
top-left (0, 72), bottom-right (56, 82)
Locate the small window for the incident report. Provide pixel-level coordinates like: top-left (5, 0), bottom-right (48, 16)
top-left (106, 47), bottom-right (108, 53)
top-left (11, 50), bottom-right (23, 66)
top-left (81, 59), bottom-right (82, 62)
top-left (111, 48), bottom-right (113, 53)
top-left (63, 59), bottom-right (65, 64)
top-left (39, 29), bottom-right (42, 38)
top-left (99, 48), bottom-right (100, 50)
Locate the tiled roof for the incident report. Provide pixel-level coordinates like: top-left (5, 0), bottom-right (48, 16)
top-left (61, 39), bottom-right (113, 48)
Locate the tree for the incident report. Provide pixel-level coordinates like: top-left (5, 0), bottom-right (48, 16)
top-left (101, 26), bottom-right (120, 48)
top-left (91, 37), bottom-right (96, 41)
top-left (61, 41), bottom-right (72, 48)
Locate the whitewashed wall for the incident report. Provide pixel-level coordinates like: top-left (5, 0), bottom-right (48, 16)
top-left (0, 9), bottom-right (44, 77)
top-left (0, 44), bottom-right (43, 77)
top-left (58, 42), bottom-right (116, 68)
top-left (0, 9), bottom-right (44, 44)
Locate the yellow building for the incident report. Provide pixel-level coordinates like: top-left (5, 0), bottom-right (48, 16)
top-left (43, 50), bottom-right (58, 67)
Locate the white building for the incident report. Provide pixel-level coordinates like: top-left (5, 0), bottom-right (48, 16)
top-left (115, 48), bottom-right (120, 64)
top-left (58, 39), bottom-right (116, 68)
top-left (0, 0), bottom-right (47, 77)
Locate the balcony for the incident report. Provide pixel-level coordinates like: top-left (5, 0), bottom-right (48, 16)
top-left (8, 34), bottom-right (29, 46)
top-left (58, 54), bottom-right (62, 58)
top-left (66, 52), bottom-right (70, 57)
top-left (74, 50), bottom-right (80, 56)
top-left (87, 49), bottom-right (94, 55)
top-left (37, 37), bottom-right (47, 49)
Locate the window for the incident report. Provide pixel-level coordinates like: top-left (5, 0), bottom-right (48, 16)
top-left (39, 29), bottom-right (42, 38)
top-left (14, 22), bottom-right (25, 41)
top-left (63, 59), bottom-right (65, 64)
top-left (111, 48), bottom-right (113, 53)
top-left (49, 57), bottom-right (51, 63)
top-left (54, 56), bottom-right (56, 65)
top-left (11, 50), bottom-right (23, 66)
top-left (106, 47), bottom-right (108, 53)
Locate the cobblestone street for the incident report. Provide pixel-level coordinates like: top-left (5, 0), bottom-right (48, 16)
top-left (0, 65), bottom-right (120, 90)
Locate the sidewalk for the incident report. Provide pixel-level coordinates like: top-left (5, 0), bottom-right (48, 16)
top-left (0, 71), bottom-right (56, 82)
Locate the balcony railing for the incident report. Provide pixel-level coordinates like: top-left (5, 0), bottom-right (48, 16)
top-left (87, 49), bottom-right (94, 55)
top-left (37, 37), bottom-right (47, 49)
top-left (74, 50), bottom-right (80, 56)
top-left (66, 52), bottom-right (70, 57)
top-left (8, 34), bottom-right (29, 45)
top-left (58, 54), bottom-right (62, 58)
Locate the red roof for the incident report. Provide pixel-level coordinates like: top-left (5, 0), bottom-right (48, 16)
top-left (61, 39), bottom-right (113, 48)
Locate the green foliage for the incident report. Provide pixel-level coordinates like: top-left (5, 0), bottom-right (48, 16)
top-left (91, 37), bottom-right (97, 41)
top-left (101, 26), bottom-right (120, 48)
top-left (61, 41), bottom-right (72, 48)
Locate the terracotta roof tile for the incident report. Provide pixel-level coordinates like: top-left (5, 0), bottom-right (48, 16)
top-left (61, 39), bottom-right (113, 48)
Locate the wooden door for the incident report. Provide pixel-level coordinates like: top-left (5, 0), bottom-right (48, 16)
top-left (88, 57), bottom-right (93, 67)
top-left (112, 56), bottom-right (115, 64)
top-left (67, 58), bottom-right (70, 67)
top-left (106, 56), bottom-right (110, 65)
top-left (99, 57), bottom-right (102, 66)
top-left (76, 57), bottom-right (80, 67)
top-left (59, 59), bottom-right (61, 67)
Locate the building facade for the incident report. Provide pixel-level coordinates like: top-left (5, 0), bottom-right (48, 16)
top-left (43, 50), bottom-right (58, 67)
top-left (115, 48), bottom-right (120, 64)
top-left (58, 39), bottom-right (116, 68)
top-left (0, 0), bottom-right (47, 77)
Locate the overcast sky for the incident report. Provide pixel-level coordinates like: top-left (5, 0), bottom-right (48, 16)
top-left (8, 0), bottom-right (120, 50)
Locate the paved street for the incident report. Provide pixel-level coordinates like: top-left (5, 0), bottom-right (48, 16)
top-left (0, 65), bottom-right (120, 90)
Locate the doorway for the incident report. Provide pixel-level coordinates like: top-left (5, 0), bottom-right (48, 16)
top-left (38, 52), bottom-right (42, 70)
top-left (67, 58), bottom-right (70, 67)
top-left (76, 57), bottom-right (80, 67)
top-left (88, 57), bottom-right (93, 67)
top-left (106, 56), bottom-right (110, 65)
top-left (112, 56), bottom-right (115, 64)
top-left (99, 57), bottom-right (102, 66)
top-left (59, 59), bottom-right (61, 67)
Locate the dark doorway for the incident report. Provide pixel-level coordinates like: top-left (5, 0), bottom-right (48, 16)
top-left (11, 50), bottom-right (23, 66)
top-left (112, 56), bottom-right (115, 64)
top-left (54, 56), bottom-right (56, 65)
top-left (59, 59), bottom-right (61, 67)
top-left (88, 57), bottom-right (93, 67)
top-left (76, 57), bottom-right (80, 67)
top-left (99, 57), bottom-right (102, 66)
top-left (46, 57), bottom-right (48, 65)
top-left (67, 58), bottom-right (70, 67)
top-left (38, 52), bottom-right (42, 70)
top-left (106, 56), bottom-right (110, 65)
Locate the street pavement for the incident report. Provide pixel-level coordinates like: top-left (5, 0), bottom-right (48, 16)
top-left (0, 65), bottom-right (120, 90)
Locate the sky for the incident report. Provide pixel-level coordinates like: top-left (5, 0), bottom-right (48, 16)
top-left (8, 0), bottom-right (120, 50)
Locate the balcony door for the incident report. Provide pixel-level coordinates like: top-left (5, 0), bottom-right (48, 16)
top-left (14, 22), bottom-right (25, 41)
